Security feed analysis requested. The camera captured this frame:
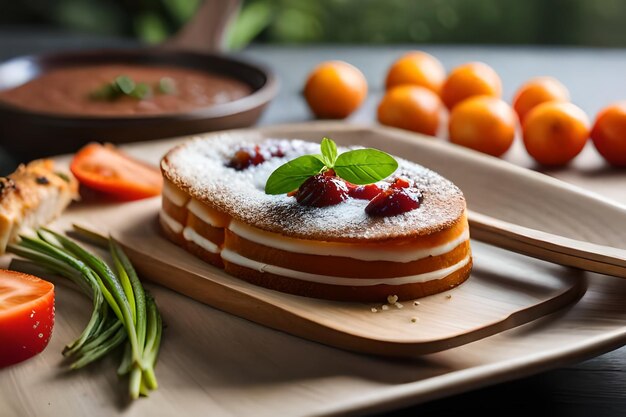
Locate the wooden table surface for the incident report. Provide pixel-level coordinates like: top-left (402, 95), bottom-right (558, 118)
top-left (1, 31), bottom-right (626, 416)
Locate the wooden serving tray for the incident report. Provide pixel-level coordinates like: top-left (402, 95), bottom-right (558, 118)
top-left (5, 122), bottom-right (626, 417)
top-left (59, 122), bottom-right (601, 357)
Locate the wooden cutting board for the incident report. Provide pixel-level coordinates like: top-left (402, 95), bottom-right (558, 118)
top-left (51, 122), bottom-right (603, 358)
top-left (65, 198), bottom-right (584, 357)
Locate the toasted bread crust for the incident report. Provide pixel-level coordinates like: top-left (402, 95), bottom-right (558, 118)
top-left (0, 159), bottom-right (77, 253)
top-left (161, 136), bottom-right (465, 242)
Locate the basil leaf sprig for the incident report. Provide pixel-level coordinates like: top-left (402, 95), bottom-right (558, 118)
top-left (265, 137), bottom-right (398, 195)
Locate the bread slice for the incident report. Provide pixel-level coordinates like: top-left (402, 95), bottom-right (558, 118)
top-left (0, 160), bottom-right (78, 253)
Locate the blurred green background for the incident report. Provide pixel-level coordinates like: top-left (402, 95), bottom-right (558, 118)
top-left (2, 0), bottom-right (626, 48)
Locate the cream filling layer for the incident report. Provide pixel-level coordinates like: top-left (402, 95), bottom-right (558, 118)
top-left (183, 227), bottom-right (220, 253)
top-left (160, 210), bottom-right (183, 234)
top-left (229, 219), bottom-right (469, 263)
top-left (221, 249), bottom-right (471, 286)
top-left (187, 199), bottom-right (229, 228)
top-left (163, 181), bottom-right (189, 207)
top-left (161, 210), bottom-right (220, 253)
top-left (160, 207), bottom-right (471, 286)
top-left (166, 195), bottom-right (470, 264)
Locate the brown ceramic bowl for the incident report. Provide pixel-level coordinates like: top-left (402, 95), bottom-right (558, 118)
top-left (0, 48), bottom-right (277, 158)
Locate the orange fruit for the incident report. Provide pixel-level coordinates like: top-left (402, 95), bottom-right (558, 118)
top-left (385, 51), bottom-right (446, 94)
top-left (522, 102), bottom-right (590, 166)
top-left (440, 62), bottom-right (502, 110)
top-left (303, 60), bottom-right (368, 119)
top-left (591, 102), bottom-right (626, 166)
top-left (448, 96), bottom-right (517, 157)
top-left (513, 77), bottom-right (570, 123)
top-left (377, 85), bottom-right (442, 136)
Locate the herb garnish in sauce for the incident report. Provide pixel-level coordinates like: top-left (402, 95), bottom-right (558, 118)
top-left (90, 75), bottom-right (177, 101)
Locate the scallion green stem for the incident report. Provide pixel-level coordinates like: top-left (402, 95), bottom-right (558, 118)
top-left (42, 229), bottom-right (142, 365)
top-left (110, 240), bottom-right (147, 350)
top-left (9, 228), bottom-right (163, 401)
top-left (71, 224), bottom-right (109, 248)
top-left (75, 320), bottom-right (124, 356)
top-left (70, 326), bottom-right (127, 370)
top-left (111, 247), bottom-right (137, 323)
top-left (117, 342), bottom-right (133, 376)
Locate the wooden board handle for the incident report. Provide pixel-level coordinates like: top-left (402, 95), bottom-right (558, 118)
top-left (468, 210), bottom-right (626, 278)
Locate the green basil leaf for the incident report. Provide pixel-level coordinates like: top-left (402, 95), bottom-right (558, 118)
top-left (89, 84), bottom-right (117, 101)
top-left (320, 137), bottom-right (338, 167)
top-left (312, 154), bottom-right (326, 165)
top-left (158, 77), bottom-right (177, 94)
top-left (265, 155), bottom-right (326, 195)
top-left (130, 82), bottom-right (152, 100)
top-left (115, 75), bottom-right (136, 95)
top-left (334, 149), bottom-right (398, 185)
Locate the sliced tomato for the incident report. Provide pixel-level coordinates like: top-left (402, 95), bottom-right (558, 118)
top-left (70, 143), bottom-right (163, 201)
top-left (0, 270), bottom-right (55, 368)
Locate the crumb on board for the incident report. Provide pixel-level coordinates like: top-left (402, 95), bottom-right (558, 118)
top-left (395, 303), bottom-right (403, 309)
top-left (387, 294), bottom-right (399, 305)
top-left (371, 307), bottom-right (378, 313)
top-left (413, 301), bottom-right (420, 306)
top-left (382, 305), bottom-right (390, 311)
top-left (446, 294), bottom-right (452, 299)
top-left (411, 317), bottom-right (418, 323)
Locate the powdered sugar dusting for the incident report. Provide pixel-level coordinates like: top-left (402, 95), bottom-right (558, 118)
top-left (161, 135), bottom-right (466, 242)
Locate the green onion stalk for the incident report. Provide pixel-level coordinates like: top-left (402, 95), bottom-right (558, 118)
top-left (7, 228), bottom-right (163, 400)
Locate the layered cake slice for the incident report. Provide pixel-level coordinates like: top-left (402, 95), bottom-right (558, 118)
top-left (160, 136), bottom-right (471, 302)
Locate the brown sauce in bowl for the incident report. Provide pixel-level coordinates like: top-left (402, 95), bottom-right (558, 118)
top-left (0, 64), bottom-right (252, 117)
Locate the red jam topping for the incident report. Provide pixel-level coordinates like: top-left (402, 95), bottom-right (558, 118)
top-left (365, 178), bottom-right (422, 217)
top-left (347, 183), bottom-right (382, 200)
top-left (227, 145), bottom-right (285, 170)
top-left (392, 177), bottom-right (411, 189)
top-left (291, 172), bottom-right (421, 215)
top-left (295, 170), bottom-right (349, 207)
